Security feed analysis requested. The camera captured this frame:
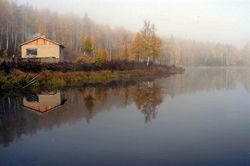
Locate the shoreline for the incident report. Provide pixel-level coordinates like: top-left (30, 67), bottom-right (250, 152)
top-left (0, 65), bottom-right (184, 92)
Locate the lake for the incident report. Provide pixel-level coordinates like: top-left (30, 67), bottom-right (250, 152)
top-left (1, 68), bottom-right (250, 166)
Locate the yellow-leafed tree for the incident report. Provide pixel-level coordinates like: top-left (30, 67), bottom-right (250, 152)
top-left (131, 21), bottom-right (163, 63)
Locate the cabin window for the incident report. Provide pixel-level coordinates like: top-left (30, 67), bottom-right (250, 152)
top-left (26, 48), bottom-right (38, 57)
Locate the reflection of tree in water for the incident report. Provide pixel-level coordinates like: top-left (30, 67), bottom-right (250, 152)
top-left (81, 87), bottom-right (108, 123)
top-left (165, 68), bottom-right (249, 96)
top-left (84, 95), bottom-right (95, 112)
top-left (84, 95), bottom-right (96, 123)
top-left (3, 68), bottom-right (250, 147)
top-left (0, 97), bottom-right (38, 147)
top-left (0, 81), bottom-right (165, 146)
top-left (95, 86), bottom-right (108, 104)
top-left (132, 82), bottom-right (163, 123)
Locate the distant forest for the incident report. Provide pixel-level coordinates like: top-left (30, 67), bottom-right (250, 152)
top-left (1, 0), bottom-right (250, 66)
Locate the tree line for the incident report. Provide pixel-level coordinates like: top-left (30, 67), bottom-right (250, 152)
top-left (162, 37), bottom-right (250, 66)
top-left (0, 0), bottom-right (250, 66)
top-left (0, 0), bottom-right (133, 62)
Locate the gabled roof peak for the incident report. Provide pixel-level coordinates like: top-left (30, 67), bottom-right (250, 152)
top-left (20, 36), bottom-right (64, 48)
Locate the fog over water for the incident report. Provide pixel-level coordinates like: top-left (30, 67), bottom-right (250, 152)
top-left (2, 68), bottom-right (250, 165)
top-left (17, 0), bottom-right (250, 46)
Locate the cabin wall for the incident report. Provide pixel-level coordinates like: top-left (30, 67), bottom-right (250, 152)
top-left (21, 45), bottom-right (60, 59)
top-left (20, 37), bottom-right (64, 63)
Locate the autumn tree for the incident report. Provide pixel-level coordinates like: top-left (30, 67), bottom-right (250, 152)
top-left (131, 33), bottom-right (143, 61)
top-left (95, 48), bottom-right (107, 65)
top-left (122, 45), bottom-right (129, 60)
top-left (2, 49), bottom-right (8, 62)
top-left (83, 36), bottom-right (94, 56)
top-left (151, 34), bottom-right (163, 63)
top-left (131, 21), bottom-right (163, 64)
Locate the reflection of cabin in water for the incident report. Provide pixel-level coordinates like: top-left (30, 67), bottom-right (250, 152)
top-left (22, 92), bottom-right (66, 114)
top-left (20, 36), bottom-right (64, 63)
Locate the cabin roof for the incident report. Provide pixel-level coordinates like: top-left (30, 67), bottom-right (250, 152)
top-left (22, 104), bottom-right (63, 115)
top-left (20, 36), bottom-right (65, 48)
top-left (22, 97), bottom-right (66, 114)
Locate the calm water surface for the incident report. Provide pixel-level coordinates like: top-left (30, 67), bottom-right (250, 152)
top-left (1, 68), bottom-right (250, 166)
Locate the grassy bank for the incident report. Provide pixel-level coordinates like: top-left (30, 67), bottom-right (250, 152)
top-left (0, 61), bottom-right (168, 72)
top-left (0, 65), bottom-right (184, 91)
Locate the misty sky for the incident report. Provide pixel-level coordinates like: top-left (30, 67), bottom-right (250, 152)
top-left (17, 0), bottom-right (250, 46)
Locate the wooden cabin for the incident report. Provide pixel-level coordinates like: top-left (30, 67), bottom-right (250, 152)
top-left (20, 36), bottom-right (64, 63)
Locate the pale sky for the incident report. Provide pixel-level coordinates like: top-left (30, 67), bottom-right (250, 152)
top-left (16, 0), bottom-right (250, 46)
